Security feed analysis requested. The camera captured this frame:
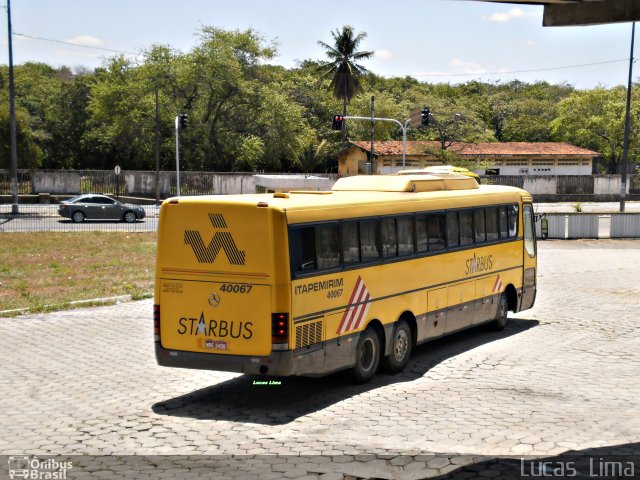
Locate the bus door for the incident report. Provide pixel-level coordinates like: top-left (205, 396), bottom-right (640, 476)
top-left (521, 203), bottom-right (537, 310)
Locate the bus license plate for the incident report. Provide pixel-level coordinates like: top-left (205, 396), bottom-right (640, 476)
top-left (204, 339), bottom-right (227, 350)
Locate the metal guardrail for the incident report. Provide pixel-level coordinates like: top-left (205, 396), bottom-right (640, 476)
top-left (536, 213), bottom-right (640, 239)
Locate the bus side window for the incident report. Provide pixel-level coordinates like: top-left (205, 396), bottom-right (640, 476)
top-left (316, 223), bottom-right (341, 270)
top-left (381, 217), bottom-right (398, 258)
top-left (342, 221), bottom-right (360, 264)
top-left (297, 227), bottom-right (316, 272)
top-left (397, 216), bottom-right (415, 256)
top-left (507, 204), bottom-right (519, 237)
top-left (416, 215), bottom-right (428, 253)
top-left (360, 219), bottom-right (380, 262)
top-left (447, 211), bottom-right (460, 248)
top-left (474, 208), bottom-right (486, 243)
top-left (486, 207), bottom-right (499, 242)
top-left (427, 214), bottom-right (446, 251)
top-left (499, 206), bottom-right (509, 239)
top-left (459, 210), bottom-right (474, 247)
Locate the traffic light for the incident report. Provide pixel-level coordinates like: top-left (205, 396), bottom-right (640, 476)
top-left (178, 113), bottom-right (188, 128)
top-left (421, 107), bottom-right (430, 127)
top-left (331, 114), bottom-right (344, 130)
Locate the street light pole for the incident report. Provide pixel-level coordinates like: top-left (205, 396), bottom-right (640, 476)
top-left (7, 0), bottom-right (19, 214)
top-left (345, 116), bottom-right (412, 169)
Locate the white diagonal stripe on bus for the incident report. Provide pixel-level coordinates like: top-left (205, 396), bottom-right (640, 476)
top-left (344, 281), bottom-right (367, 333)
top-left (338, 278), bottom-right (366, 335)
top-left (493, 275), bottom-right (503, 292)
top-left (343, 280), bottom-right (369, 333)
top-left (352, 292), bottom-right (372, 331)
top-left (348, 290), bottom-right (369, 333)
top-left (336, 276), bottom-right (363, 334)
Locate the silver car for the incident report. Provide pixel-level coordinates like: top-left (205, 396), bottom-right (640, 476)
top-left (58, 194), bottom-right (146, 223)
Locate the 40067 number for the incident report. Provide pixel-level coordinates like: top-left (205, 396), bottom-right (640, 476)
top-left (327, 289), bottom-right (343, 299)
top-left (219, 284), bottom-right (253, 294)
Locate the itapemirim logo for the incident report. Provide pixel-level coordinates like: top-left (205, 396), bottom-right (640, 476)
top-left (7, 456), bottom-right (72, 479)
top-left (184, 213), bottom-right (246, 265)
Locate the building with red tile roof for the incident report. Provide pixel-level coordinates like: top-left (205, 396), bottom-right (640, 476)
top-left (338, 141), bottom-right (601, 176)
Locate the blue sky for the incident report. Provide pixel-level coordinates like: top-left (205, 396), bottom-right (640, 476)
top-left (0, 0), bottom-right (635, 89)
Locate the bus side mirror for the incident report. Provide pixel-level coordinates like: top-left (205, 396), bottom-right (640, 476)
top-left (534, 214), bottom-right (548, 240)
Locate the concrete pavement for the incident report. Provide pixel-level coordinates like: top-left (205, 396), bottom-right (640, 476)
top-left (1, 240), bottom-right (639, 479)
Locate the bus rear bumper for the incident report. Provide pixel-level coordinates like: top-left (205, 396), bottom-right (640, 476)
top-left (155, 342), bottom-right (298, 376)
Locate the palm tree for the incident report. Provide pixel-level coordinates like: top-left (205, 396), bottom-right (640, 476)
top-left (318, 25), bottom-right (373, 134)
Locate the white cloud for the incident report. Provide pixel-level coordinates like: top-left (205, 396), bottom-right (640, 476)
top-left (64, 35), bottom-right (104, 46)
top-left (449, 58), bottom-right (488, 75)
top-left (55, 49), bottom-right (101, 59)
top-left (374, 49), bottom-right (393, 60)
top-left (482, 7), bottom-right (527, 22)
top-left (527, 39), bottom-right (536, 46)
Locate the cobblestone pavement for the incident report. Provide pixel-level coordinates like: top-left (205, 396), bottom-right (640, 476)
top-left (1, 240), bottom-right (639, 479)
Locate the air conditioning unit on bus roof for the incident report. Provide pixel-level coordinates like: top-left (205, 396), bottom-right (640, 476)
top-left (331, 174), bottom-right (479, 193)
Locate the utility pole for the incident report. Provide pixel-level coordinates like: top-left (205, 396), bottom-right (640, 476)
top-left (174, 113), bottom-right (187, 197)
top-left (7, 0), bottom-right (19, 214)
top-left (370, 96), bottom-right (375, 175)
top-left (620, 21), bottom-right (635, 213)
top-left (154, 87), bottom-right (160, 205)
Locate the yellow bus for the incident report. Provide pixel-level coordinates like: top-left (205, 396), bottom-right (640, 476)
top-left (154, 174), bottom-right (537, 383)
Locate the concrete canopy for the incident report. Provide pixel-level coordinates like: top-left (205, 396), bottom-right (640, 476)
top-left (477, 0), bottom-right (640, 26)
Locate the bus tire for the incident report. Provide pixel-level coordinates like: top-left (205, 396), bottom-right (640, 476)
top-left (351, 327), bottom-right (380, 384)
top-left (487, 293), bottom-right (509, 331)
top-left (381, 319), bottom-right (412, 373)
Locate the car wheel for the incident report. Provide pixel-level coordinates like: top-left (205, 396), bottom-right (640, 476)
top-left (381, 319), bottom-right (412, 373)
top-left (71, 211), bottom-right (85, 223)
top-left (351, 327), bottom-right (380, 384)
top-left (487, 293), bottom-right (509, 331)
top-left (123, 211), bottom-right (136, 223)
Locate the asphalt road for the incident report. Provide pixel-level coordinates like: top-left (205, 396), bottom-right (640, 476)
top-left (0, 204), bottom-right (159, 232)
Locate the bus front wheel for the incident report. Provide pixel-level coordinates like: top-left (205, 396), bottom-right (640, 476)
top-left (351, 327), bottom-right (380, 384)
top-left (381, 319), bottom-right (412, 373)
top-left (487, 293), bottom-right (509, 331)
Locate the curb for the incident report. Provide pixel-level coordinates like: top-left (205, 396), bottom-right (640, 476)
top-left (0, 294), bottom-right (138, 317)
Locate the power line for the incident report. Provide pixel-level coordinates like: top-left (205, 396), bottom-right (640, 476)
top-left (414, 59), bottom-right (630, 78)
top-left (9, 30), bottom-right (632, 78)
top-left (13, 32), bottom-right (139, 56)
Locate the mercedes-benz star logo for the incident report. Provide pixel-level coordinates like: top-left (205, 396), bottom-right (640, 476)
top-left (208, 293), bottom-right (221, 307)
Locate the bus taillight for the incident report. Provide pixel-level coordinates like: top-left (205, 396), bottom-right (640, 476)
top-left (153, 304), bottom-right (160, 342)
top-left (271, 313), bottom-right (289, 345)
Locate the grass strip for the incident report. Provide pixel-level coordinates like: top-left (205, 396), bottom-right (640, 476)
top-left (0, 232), bottom-right (156, 316)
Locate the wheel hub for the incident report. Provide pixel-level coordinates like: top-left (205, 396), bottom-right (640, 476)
top-left (393, 330), bottom-right (409, 360)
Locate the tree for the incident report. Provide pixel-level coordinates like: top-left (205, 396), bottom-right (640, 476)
top-left (318, 25), bottom-right (373, 130)
top-left (551, 87), bottom-right (639, 173)
top-left (422, 97), bottom-right (494, 151)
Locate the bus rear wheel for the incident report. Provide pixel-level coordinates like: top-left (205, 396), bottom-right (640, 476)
top-left (351, 327), bottom-right (380, 384)
top-left (381, 319), bottom-right (412, 373)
